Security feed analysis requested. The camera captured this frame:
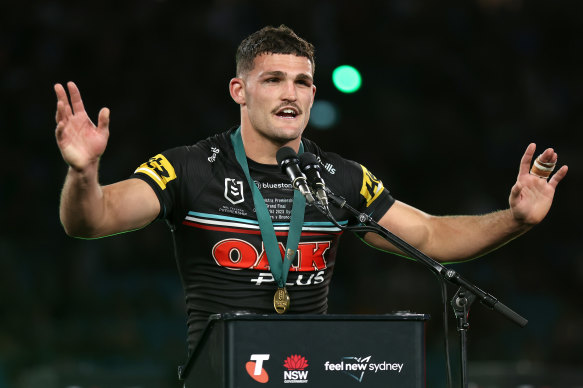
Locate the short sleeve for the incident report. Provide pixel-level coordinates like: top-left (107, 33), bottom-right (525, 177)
top-left (339, 159), bottom-right (395, 223)
top-left (130, 147), bottom-right (184, 220)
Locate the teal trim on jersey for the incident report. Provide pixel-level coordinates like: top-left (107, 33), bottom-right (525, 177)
top-left (188, 211), bottom-right (259, 224)
top-left (187, 210), bottom-right (348, 227)
top-left (300, 220), bottom-right (348, 226)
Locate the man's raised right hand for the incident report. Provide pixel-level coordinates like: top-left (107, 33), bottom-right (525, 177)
top-left (55, 81), bottom-right (110, 172)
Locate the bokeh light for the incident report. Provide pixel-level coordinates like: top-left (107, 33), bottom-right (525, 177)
top-left (332, 65), bottom-right (362, 93)
top-left (309, 100), bottom-right (339, 129)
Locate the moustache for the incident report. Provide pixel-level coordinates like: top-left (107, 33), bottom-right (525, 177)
top-left (271, 102), bottom-right (303, 115)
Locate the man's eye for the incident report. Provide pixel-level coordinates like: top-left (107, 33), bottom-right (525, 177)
top-left (266, 78), bottom-right (279, 83)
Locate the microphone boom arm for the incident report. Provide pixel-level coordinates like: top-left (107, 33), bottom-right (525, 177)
top-left (324, 188), bottom-right (528, 328)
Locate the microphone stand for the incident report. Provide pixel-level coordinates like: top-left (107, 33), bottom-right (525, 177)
top-left (320, 190), bottom-right (527, 388)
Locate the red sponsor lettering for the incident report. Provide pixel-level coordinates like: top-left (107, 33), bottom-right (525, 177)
top-left (296, 242), bottom-right (330, 271)
top-left (212, 239), bottom-right (330, 271)
top-left (212, 239), bottom-right (258, 269)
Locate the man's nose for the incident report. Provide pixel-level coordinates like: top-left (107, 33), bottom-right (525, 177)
top-left (281, 80), bottom-right (297, 101)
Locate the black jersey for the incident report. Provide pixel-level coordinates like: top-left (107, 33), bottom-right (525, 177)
top-left (131, 128), bottom-right (395, 349)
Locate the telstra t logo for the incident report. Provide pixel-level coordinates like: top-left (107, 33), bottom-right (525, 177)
top-left (246, 354), bottom-right (270, 383)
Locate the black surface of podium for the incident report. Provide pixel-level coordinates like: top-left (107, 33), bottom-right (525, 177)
top-left (179, 312), bottom-right (429, 387)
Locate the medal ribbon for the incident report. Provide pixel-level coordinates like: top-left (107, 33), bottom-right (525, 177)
top-left (230, 127), bottom-right (306, 288)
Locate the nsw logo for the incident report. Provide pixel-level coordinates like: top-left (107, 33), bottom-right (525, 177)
top-left (283, 354), bottom-right (309, 383)
top-left (225, 178), bottom-right (244, 204)
top-left (246, 354), bottom-right (270, 383)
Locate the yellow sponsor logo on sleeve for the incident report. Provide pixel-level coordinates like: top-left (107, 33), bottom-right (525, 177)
top-left (359, 165), bottom-right (384, 207)
top-left (134, 154), bottom-right (177, 190)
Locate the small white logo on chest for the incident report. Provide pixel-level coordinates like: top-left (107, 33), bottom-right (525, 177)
top-left (208, 147), bottom-right (220, 162)
top-left (224, 178), bottom-right (244, 204)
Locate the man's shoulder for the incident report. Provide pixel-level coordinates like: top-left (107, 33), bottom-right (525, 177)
top-left (302, 137), bottom-right (358, 174)
top-left (163, 128), bottom-right (234, 164)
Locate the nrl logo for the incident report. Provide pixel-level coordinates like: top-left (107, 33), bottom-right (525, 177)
top-left (224, 178), bottom-right (244, 204)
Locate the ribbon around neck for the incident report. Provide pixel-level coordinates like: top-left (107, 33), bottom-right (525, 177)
top-left (230, 127), bottom-right (306, 288)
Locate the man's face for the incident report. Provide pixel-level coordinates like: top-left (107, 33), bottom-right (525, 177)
top-left (237, 53), bottom-right (316, 145)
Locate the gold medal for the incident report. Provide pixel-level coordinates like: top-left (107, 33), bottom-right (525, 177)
top-left (273, 287), bottom-right (290, 314)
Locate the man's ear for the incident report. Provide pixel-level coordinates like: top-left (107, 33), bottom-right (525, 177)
top-left (310, 84), bottom-right (317, 108)
top-left (229, 78), bottom-right (245, 105)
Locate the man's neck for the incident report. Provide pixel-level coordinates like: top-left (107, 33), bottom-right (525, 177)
top-left (239, 126), bottom-right (301, 165)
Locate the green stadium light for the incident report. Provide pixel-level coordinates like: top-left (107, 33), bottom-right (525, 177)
top-left (332, 65), bottom-right (361, 93)
top-left (310, 100), bottom-right (339, 129)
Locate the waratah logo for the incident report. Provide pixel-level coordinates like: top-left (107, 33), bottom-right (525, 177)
top-left (284, 355), bottom-right (309, 370)
top-left (283, 355), bottom-right (309, 383)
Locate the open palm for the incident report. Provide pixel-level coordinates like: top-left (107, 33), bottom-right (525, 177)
top-left (55, 82), bottom-right (110, 171)
top-left (509, 143), bottom-right (568, 225)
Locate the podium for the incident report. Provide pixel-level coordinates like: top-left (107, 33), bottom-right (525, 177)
top-left (179, 312), bottom-right (429, 387)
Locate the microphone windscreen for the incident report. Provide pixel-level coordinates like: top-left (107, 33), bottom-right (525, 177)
top-left (276, 146), bottom-right (298, 168)
top-left (299, 152), bottom-right (319, 170)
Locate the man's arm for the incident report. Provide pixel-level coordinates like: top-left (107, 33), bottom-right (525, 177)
top-left (55, 82), bottom-right (160, 238)
top-left (364, 144), bottom-right (568, 262)
top-left (59, 172), bottom-right (160, 238)
top-left (364, 201), bottom-right (528, 262)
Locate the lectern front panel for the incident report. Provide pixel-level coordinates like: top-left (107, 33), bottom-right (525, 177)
top-left (181, 313), bottom-right (428, 388)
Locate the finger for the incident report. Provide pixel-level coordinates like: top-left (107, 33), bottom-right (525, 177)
top-left (55, 122), bottom-right (63, 138)
top-left (519, 143), bottom-right (536, 177)
top-left (67, 81), bottom-right (86, 115)
top-left (55, 120), bottom-right (66, 143)
top-left (97, 107), bottom-right (110, 132)
top-left (64, 103), bottom-right (73, 119)
top-left (56, 100), bottom-right (66, 124)
top-left (54, 83), bottom-right (68, 102)
top-left (548, 165), bottom-right (568, 189)
top-left (55, 83), bottom-right (70, 123)
top-left (538, 148), bottom-right (557, 164)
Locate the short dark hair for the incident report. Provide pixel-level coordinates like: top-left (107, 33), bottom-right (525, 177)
top-left (236, 25), bottom-right (315, 77)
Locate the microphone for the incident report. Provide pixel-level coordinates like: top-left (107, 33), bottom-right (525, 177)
top-left (299, 152), bottom-right (329, 208)
top-left (276, 147), bottom-right (315, 204)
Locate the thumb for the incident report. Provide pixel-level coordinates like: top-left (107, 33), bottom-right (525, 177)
top-left (97, 107), bottom-right (110, 131)
top-left (510, 181), bottom-right (522, 201)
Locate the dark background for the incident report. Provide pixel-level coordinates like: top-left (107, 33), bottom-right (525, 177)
top-left (1, 0), bottom-right (581, 387)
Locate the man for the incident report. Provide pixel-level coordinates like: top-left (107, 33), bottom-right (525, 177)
top-left (55, 25), bottom-right (567, 350)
